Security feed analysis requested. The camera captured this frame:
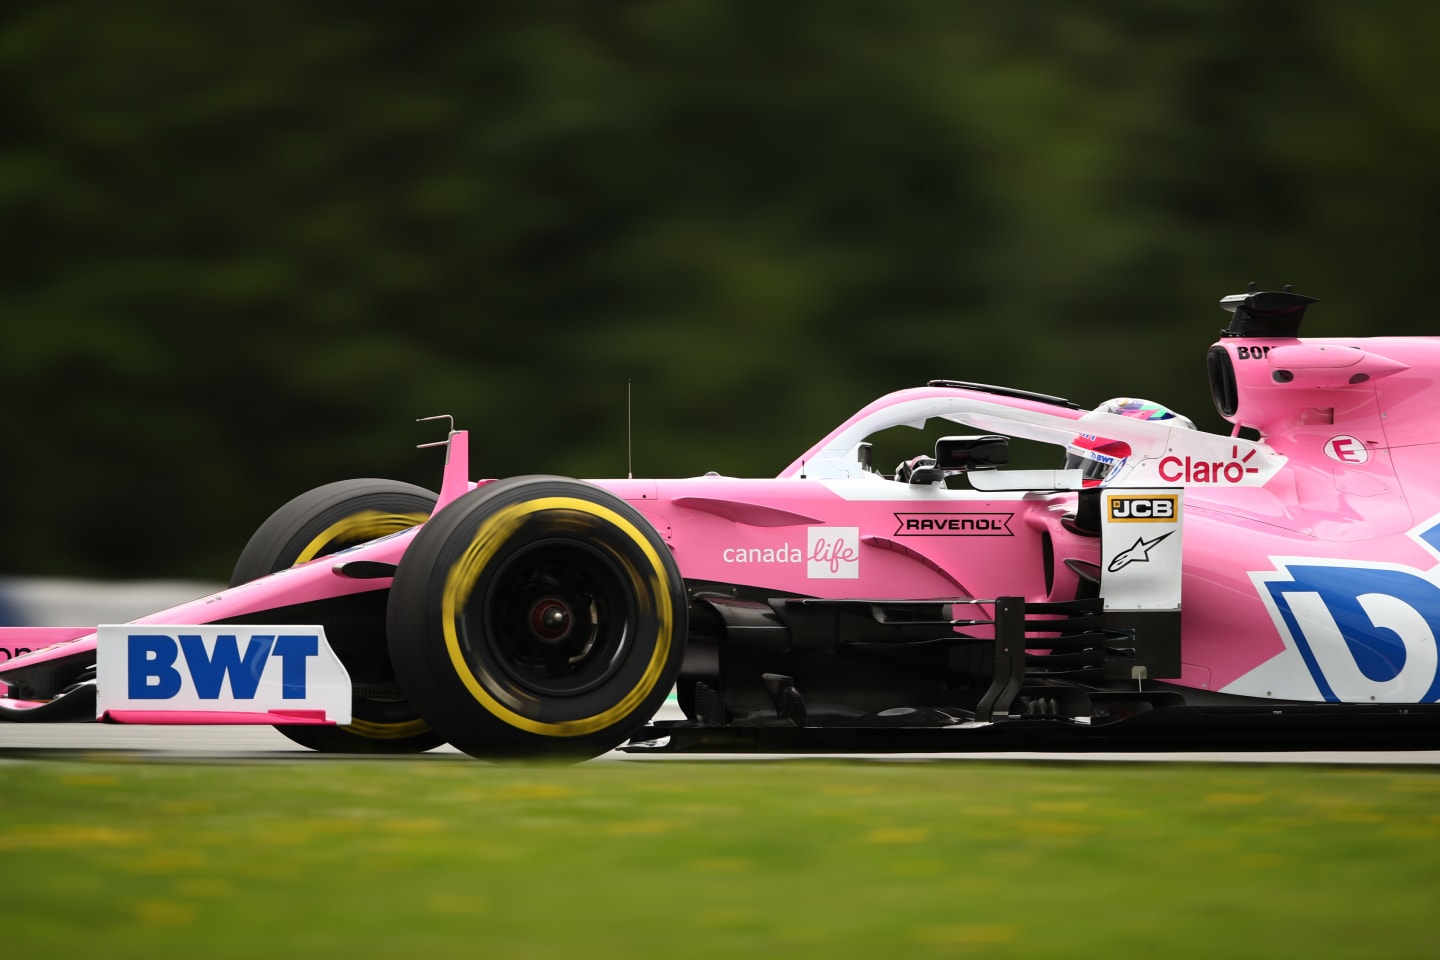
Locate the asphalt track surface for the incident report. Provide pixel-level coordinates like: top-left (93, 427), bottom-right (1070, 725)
top-left (3, 704), bottom-right (1438, 766)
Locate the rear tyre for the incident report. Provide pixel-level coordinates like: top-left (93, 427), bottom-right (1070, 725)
top-left (231, 478), bottom-right (445, 754)
top-left (387, 476), bottom-right (686, 760)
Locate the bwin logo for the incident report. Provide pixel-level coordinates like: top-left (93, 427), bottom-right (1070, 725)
top-left (1252, 519), bottom-right (1440, 703)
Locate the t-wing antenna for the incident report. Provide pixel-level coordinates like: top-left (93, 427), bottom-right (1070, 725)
top-left (416, 414), bottom-right (471, 509)
top-left (416, 414), bottom-right (455, 448)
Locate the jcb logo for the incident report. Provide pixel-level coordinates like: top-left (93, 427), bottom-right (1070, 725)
top-left (1108, 495), bottom-right (1178, 522)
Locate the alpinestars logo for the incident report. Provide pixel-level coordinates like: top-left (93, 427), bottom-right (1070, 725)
top-left (1107, 533), bottom-right (1174, 572)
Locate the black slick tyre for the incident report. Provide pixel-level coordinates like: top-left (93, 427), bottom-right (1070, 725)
top-left (387, 476), bottom-right (686, 760)
top-left (231, 478), bottom-right (444, 754)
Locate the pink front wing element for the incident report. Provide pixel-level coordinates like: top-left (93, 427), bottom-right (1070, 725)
top-left (0, 527), bottom-right (421, 678)
top-left (103, 709), bottom-right (334, 725)
top-left (0, 628), bottom-right (97, 696)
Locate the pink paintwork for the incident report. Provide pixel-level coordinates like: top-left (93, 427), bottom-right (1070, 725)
top-left (1, 526), bottom-right (422, 675)
top-left (5, 290), bottom-right (1440, 721)
top-left (102, 709), bottom-right (333, 725)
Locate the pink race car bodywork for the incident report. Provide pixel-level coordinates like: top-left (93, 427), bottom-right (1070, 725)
top-left (4, 286), bottom-right (1440, 757)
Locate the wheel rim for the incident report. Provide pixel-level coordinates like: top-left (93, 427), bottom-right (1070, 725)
top-left (434, 494), bottom-right (677, 738)
top-left (470, 540), bottom-right (634, 698)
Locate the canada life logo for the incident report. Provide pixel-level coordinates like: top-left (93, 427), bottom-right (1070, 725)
top-left (720, 527), bottom-right (860, 579)
top-left (1252, 518), bottom-right (1440, 703)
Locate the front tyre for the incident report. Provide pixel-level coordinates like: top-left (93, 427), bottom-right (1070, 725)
top-left (231, 478), bottom-right (445, 754)
top-left (387, 476), bottom-right (686, 760)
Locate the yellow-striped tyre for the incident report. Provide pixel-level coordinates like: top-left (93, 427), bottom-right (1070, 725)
top-left (231, 478), bottom-right (444, 754)
top-left (387, 477), bottom-right (687, 760)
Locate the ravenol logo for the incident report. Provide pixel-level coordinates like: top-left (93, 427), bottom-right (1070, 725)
top-left (1251, 518), bottom-right (1440, 703)
top-left (893, 513), bottom-right (1013, 536)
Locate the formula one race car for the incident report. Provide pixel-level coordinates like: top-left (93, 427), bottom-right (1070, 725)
top-left (5, 285), bottom-right (1440, 758)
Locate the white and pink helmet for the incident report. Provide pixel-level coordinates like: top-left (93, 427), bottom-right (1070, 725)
top-left (1064, 398), bottom-right (1195, 486)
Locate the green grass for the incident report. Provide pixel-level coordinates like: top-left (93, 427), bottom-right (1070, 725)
top-left (2, 758), bottom-right (1437, 958)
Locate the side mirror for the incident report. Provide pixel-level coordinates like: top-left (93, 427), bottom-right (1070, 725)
top-left (934, 435), bottom-right (1008, 472)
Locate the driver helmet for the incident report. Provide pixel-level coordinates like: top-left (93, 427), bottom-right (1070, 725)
top-left (1064, 398), bottom-right (1194, 486)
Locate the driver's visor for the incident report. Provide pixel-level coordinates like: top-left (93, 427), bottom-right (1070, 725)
top-left (1063, 452), bottom-right (1114, 482)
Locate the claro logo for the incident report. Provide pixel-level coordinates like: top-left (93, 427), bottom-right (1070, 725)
top-left (1158, 445), bottom-right (1259, 484)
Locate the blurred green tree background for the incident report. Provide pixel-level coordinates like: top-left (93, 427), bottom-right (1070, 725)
top-left (3, 0), bottom-right (1438, 578)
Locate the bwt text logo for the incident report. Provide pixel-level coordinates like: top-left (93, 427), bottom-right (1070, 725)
top-left (893, 513), bottom-right (1014, 537)
top-left (128, 633), bottom-right (321, 700)
top-left (1252, 518), bottom-right (1440, 703)
top-left (1107, 496), bottom-right (1178, 522)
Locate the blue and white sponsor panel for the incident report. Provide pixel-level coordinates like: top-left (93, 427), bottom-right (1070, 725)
top-left (1239, 516), bottom-right (1440, 703)
top-left (95, 625), bottom-right (353, 724)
